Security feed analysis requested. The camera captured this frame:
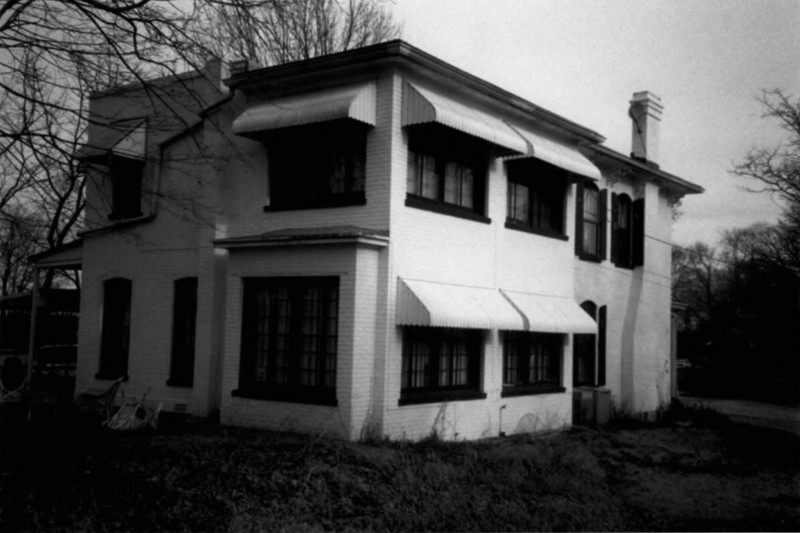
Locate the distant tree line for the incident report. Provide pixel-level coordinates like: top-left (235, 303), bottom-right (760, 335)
top-left (673, 90), bottom-right (800, 402)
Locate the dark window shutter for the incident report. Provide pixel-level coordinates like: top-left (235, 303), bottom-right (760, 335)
top-left (632, 198), bottom-right (645, 266)
top-left (598, 305), bottom-right (607, 387)
top-left (599, 189), bottom-right (608, 261)
top-left (574, 182), bottom-right (584, 256)
top-left (610, 192), bottom-right (619, 265)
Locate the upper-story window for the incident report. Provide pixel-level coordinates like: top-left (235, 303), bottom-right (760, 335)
top-left (108, 155), bottom-right (144, 221)
top-left (406, 126), bottom-right (489, 222)
top-left (575, 181), bottom-right (607, 262)
top-left (266, 122), bottom-right (367, 211)
top-left (612, 193), bottom-right (646, 268)
top-left (505, 159), bottom-right (568, 239)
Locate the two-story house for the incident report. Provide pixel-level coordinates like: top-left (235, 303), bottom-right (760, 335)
top-left (35, 41), bottom-right (702, 440)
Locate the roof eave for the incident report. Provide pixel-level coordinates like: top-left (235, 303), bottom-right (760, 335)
top-left (224, 40), bottom-right (606, 144)
top-left (589, 144), bottom-right (704, 195)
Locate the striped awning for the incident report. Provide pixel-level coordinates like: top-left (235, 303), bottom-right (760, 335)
top-left (232, 82), bottom-right (377, 135)
top-left (500, 289), bottom-right (598, 334)
top-left (396, 279), bottom-right (526, 331)
top-left (506, 123), bottom-right (601, 180)
top-left (402, 82), bottom-right (527, 155)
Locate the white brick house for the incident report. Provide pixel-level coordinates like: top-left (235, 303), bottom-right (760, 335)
top-left (36, 41), bottom-right (702, 440)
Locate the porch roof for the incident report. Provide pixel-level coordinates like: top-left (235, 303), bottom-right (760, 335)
top-left (29, 239), bottom-right (83, 269)
top-left (214, 226), bottom-right (389, 249)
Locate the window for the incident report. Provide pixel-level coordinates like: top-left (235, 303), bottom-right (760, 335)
top-left (236, 277), bottom-right (338, 405)
top-left (406, 126), bottom-right (488, 221)
top-left (575, 182), bottom-right (607, 261)
top-left (611, 193), bottom-right (633, 268)
top-left (109, 155), bottom-right (144, 220)
top-left (505, 159), bottom-right (568, 238)
top-left (632, 198), bottom-right (645, 267)
top-left (98, 277), bottom-right (132, 380)
top-left (400, 326), bottom-right (485, 405)
top-left (267, 122), bottom-right (367, 210)
top-left (573, 301), bottom-right (606, 388)
top-left (168, 277), bottom-right (198, 387)
top-left (502, 331), bottom-right (565, 396)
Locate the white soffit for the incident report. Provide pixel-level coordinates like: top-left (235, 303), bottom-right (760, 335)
top-left (402, 82), bottom-right (528, 155)
top-left (396, 278), bottom-right (526, 331)
top-left (232, 82), bottom-right (377, 135)
top-left (501, 289), bottom-right (598, 334)
top-left (506, 123), bottom-right (601, 180)
top-left (110, 121), bottom-right (147, 160)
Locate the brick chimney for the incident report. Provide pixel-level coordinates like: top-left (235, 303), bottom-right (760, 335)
top-left (628, 91), bottom-right (663, 167)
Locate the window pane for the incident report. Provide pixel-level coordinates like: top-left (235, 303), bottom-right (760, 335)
top-left (583, 220), bottom-right (598, 255)
top-left (421, 154), bottom-right (438, 199)
top-left (407, 335), bottom-right (431, 388)
top-left (584, 188), bottom-right (599, 222)
top-left (329, 154), bottom-right (348, 194)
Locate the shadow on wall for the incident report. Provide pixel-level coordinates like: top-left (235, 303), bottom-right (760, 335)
top-left (620, 270), bottom-right (644, 411)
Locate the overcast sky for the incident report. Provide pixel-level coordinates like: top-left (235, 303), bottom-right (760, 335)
top-left (388, 0), bottom-right (800, 246)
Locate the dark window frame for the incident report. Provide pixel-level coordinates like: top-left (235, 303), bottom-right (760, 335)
top-left (502, 331), bottom-right (565, 397)
top-left (108, 155), bottom-right (144, 221)
top-left (265, 121), bottom-right (368, 212)
top-left (612, 193), bottom-right (649, 269)
top-left (505, 159), bottom-right (569, 240)
top-left (234, 276), bottom-right (339, 406)
top-left (400, 326), bottom-right (486, 405)
top-left (575, 181), bottom-right (607, 262)
top-left (573, 301), bottom-right (607, 388)
top-left (405, 125), bottom-right (490, 223)
top-left (97, 277), bottom-right (132, 381)
top-left (167, 277), bottom-right (198, 388)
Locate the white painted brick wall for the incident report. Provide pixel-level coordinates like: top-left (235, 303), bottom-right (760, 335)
top-left (78, 64), bottom-right (679, 440)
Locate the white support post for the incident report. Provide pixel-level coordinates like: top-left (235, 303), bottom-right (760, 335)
top-left (26, 270), bottom-right (40, 390)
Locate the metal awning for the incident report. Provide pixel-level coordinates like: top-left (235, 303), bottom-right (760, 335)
top-left (75, 120), bottom-right (147, 162)
top-left (506, 123), bottom-right (601, 180)
top-left (500, 289), bottom-right (597, 334)
top-left (232, 82), bottom-right (377, 136)
top-left (402, 82), bottom-right (528, 155)
top-left (396, 279), bottom-right (526, 330)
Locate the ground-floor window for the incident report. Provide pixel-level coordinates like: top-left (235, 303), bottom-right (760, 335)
top-left (168, 277), bottom-right (197, 387)
top-left (574, 301), bottom-right (607, 387)
top-left (97, 277), bottom-right (131, 380)
top-left (235, 276), bottom-right (339, 405)
top-left (400, 326), bottom-right (485, 405)
top-left (502, 331), bottom-right (565, 396)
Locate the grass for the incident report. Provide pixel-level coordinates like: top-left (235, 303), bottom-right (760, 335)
top-left (1, 404), bottom-right (799, 532)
